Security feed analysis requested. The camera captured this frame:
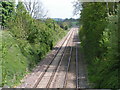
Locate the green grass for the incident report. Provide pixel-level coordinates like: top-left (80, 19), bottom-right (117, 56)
top-left (1, 31), bottom-right (28, 87)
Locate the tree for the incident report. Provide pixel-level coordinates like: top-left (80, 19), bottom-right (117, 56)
top-left (0, 1), bottom-right (15, 29)
top-left (73, 0), bottom-right (82, 16)
top-left (23, 0), bottom-right (48, 19)
top-left (8, 2), bottom-right (32, 40)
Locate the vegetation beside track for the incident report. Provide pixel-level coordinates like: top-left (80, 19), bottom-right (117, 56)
top-left (1, 2), bottom-right (66, 87)
top-left (77, 2), bottom-right (120, 88)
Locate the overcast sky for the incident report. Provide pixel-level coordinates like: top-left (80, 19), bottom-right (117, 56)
top-left (16, 0), bottom-right (79, 19)
top-left (40, 0), bottom-right (79, 19)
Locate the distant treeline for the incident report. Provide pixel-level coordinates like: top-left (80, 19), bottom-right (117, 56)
top-left (55, 18), bottom-right (79, 30)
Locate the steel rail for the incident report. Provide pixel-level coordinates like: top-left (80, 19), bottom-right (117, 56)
top-left (76, 29), bottom-right (79, 89)
top-left (63, 29), bottom-right (75, 88)
top-left (76, 41), bottom-right (79, 89)
top-left (46, 29), bottom-right (75, 88)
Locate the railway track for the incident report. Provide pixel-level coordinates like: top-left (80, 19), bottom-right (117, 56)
top-left (63, 28), bottom-right (80, 88)
top-left (62, 28), bottom-right (87, 88)
top-left (62, 29), bottom-right (75, 88)
top-left (47, 29), bottom-right (75, 88)
top-left (46, 28), bottom-right (79, 88)
top-left (18, 28), bottom-right (88, 88)
top-left (33, 28), bottom-right (74, 88)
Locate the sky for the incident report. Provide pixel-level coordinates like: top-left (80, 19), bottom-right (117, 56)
top-left (16, 0), bottom-right (79, 19)
top-left (40, 0), bottom-right (79, 19)
top-left (16, 0), bottom-right (119, 19)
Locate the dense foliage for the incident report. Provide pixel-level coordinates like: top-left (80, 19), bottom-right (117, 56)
top-left (79, 2), bottom-right (119, 88)
top-left (0, 1), bottom-right (14, 27)
top-left (1, 2), bottom-right (66, 87)
top-left (118, 4), bottom-right (120, 87)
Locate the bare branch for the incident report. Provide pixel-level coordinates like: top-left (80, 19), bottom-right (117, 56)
top-left (23, 0), bottom-right (48, 19)
top-left (73, 0), bottom-right (82, 16)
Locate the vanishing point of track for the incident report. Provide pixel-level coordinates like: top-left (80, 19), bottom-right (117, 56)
top-left (33, 28), bottom-right (73, 88)
top-left (33, 28), bottom-right (80, 88)
top-left (18, 28), bottom-right (88, 88)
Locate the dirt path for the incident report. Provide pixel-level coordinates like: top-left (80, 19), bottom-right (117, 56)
top-left (17, 28), bottom-right (88, 88)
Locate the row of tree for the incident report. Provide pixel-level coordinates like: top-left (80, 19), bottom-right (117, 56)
top-left (56, 18), bottom-right (79, 30)
top-left (75, 2), bottom-right (120, 88)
